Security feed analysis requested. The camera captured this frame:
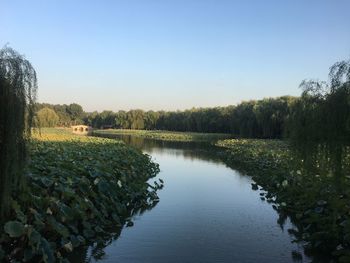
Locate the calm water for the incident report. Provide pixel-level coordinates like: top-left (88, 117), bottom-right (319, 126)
top-left (73, 135), bottom-right (310, 263)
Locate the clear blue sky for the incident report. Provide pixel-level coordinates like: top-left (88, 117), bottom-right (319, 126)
top-left (2, 0), bottom-right (350, 112)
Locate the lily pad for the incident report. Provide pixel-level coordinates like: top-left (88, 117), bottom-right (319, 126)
top-left (4, 221), bottom-right (25, 238)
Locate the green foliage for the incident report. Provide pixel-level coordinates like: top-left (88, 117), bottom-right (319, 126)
top-left (66, 103), bottom-right (84, 123)
top-left (0, 247), bottom-right (4, 260)
top-left (94, 129), bottom-right (233, 142)
top-left (287, 59), bottom-right (350, 183)
top-left (4, 221), bottom-right (25, 237)
top-left (82, 96), bottom-right (296, 139)
top-left (288, 59), bottom-right (350, 143)
top-left (35, 103), bottom-right (85, 127)
top-left (39, 58), bottom-right (349, 143)
top-left (216, 139), bottom-right (350, 261)
top-left (0, 129), bottom-right (162, 262)
top-left (0, 46), bottom-right (37, 217)
top-left (36, 107), bottom-right (59, 127)
top-left (128, 110), bottom-right (145, 129)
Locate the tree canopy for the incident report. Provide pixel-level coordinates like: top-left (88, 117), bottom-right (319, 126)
top-left (288, 59), bottom-right (350, 143)
top-left (0, 46), bottom-right (37, 217)
top-left (35, 107), bottom-right (59, 127)
top-left (81, 96), bottom-right (297, 139)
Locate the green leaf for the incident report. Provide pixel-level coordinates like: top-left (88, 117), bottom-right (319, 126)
top-left (59, 203), bottom-right (75, 221)
top-left (40, 177), bottom-right (54, 187)
top-left (69, 235), bottom-right (80, 247)
top-left (47, 217), bottom-right (70, 238)
top-left (4, 221), bottom-right (25, 238)
top-left (40, 237), bottom-right (54, 263)
top-left (23, 248), bottom-right (34, 261)
top-left (77, 235), bottom-right (86, 244)
top-left (28, 229), bottom-right (41, 245)
top-left (83, 228), bottom-right (95, 238)
top-left (0, 246), bottom-right (4, 260)
top-left (95, 226), bottom-right (103, 233)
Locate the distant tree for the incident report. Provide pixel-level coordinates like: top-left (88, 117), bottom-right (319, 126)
top-left (127, 110), bottom-right (145, 130)
top-left (35, 103), bottom-right (84, 126)
top-left (67, 103), bottom-right (84, 124)
top-left (99, 111), bottom-right (116, 128)
top-left (52, 104), bottom-right (72, 126)
top-left (84, 111), bottom-right (99, 127)
top-left (0, 46), bottom-right (37, 217)
top-left (253, 97), bottom-right (295, 138)
top-left (144, 111), bottom-right (160, 130)
top-left (289, 58), bottom-right (350, 143)
top-left (115, 110), bottom-right (129, 129)
top-left (36, 107), bottom-right (59, 127)
top-left (229, 101), bottom-right (258, 137)
top-left (288, 58), bottom-right (350, 181)
top-left (39, 97), bottom-right (304, 139)
top-left (55, 111), bottom-right (72, 126)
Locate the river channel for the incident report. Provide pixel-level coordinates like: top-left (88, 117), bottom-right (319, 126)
top-left (72, 135), bottom-right (310, 263)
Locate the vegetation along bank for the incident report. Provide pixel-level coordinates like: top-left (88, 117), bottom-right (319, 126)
top-left (94, 127), bottom-right (350, 261)
top-left (93, 129), bottom-right (233, 142)
top-left (0, 129), bottom-right (162, 262)
top-left (216, 139), bottom-right (350, 262)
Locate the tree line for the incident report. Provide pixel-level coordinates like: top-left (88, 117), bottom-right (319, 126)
top-left (34, 59), bottom-right (350, 142)
top-left (36, 96), bottom-right (297, 139)
top-left (34, 103), bottom-right (84, 127)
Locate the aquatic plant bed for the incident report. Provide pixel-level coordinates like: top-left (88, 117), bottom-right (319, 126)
top-left (93, 129), bottom-right (233, 142)
top-left (0, 130), bottom-right (161, 262)
top-left (216, 139), bottom-right (350, 262)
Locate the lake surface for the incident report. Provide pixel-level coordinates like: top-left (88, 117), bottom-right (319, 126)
top-left (73, 135), bottom-right (310, 263)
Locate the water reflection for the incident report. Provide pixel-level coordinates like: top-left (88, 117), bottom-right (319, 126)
top-left (291, 141), bottom-right (350, 187)
top-left (95, 133), bottom-right (223, 164)
top-left (72, 134), bottom-right (312, 263)
top-left (67, 201), bottom-right (159, 263)
top-left (287, 141), bottom-right (350, 261)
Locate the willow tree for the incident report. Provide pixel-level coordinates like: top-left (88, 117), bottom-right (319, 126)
top-left (288, 59), bottom-right (350, 142)
top-left (0, 47), bottom-right (37, 218)
top-left (36, 107), bottom-right (59, 127)
top-left (288, 58), bottom-right (350, 184)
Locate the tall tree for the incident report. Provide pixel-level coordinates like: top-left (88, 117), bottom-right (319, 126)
top-left (288, 58), bottom-right (350, 183)
top-left (0, 47), bottom-right (37, 217)
top-left (36, 107), bottom-right (59, 127)
top-left (67, 103), bottom-right (84, 124)
top-left (289, 59), bottom-right (350, 143)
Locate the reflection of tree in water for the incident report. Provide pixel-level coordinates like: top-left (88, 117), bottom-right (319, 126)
top-left (284, 142), bottom-right (350, 262)
top-left (280, 59), bottom-right (350, 261)
top-left (66, 135), bottom-right (162, 262)
top-left (289, 58), bottom-right (350, 186)
top-left (95, 134), bottom-right (350, 262)
top-left (95, 134), bottom-right (225, 164)
top-left (292, 141), bottom-right (350, 186)
top-left (67, 199), bottom-right (159, 262)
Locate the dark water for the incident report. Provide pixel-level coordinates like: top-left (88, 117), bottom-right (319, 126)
top-left (73, 135), bottom-right (310, 263)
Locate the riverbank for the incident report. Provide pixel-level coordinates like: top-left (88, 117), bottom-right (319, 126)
top-left (216, 139), bottom-right (350, 262)
top-left (93, 129), bottom-right (233, 142)
top-left (93, 129), bottom-right (350, 261)
top-left (0, 128), bottom-right (161, 262)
